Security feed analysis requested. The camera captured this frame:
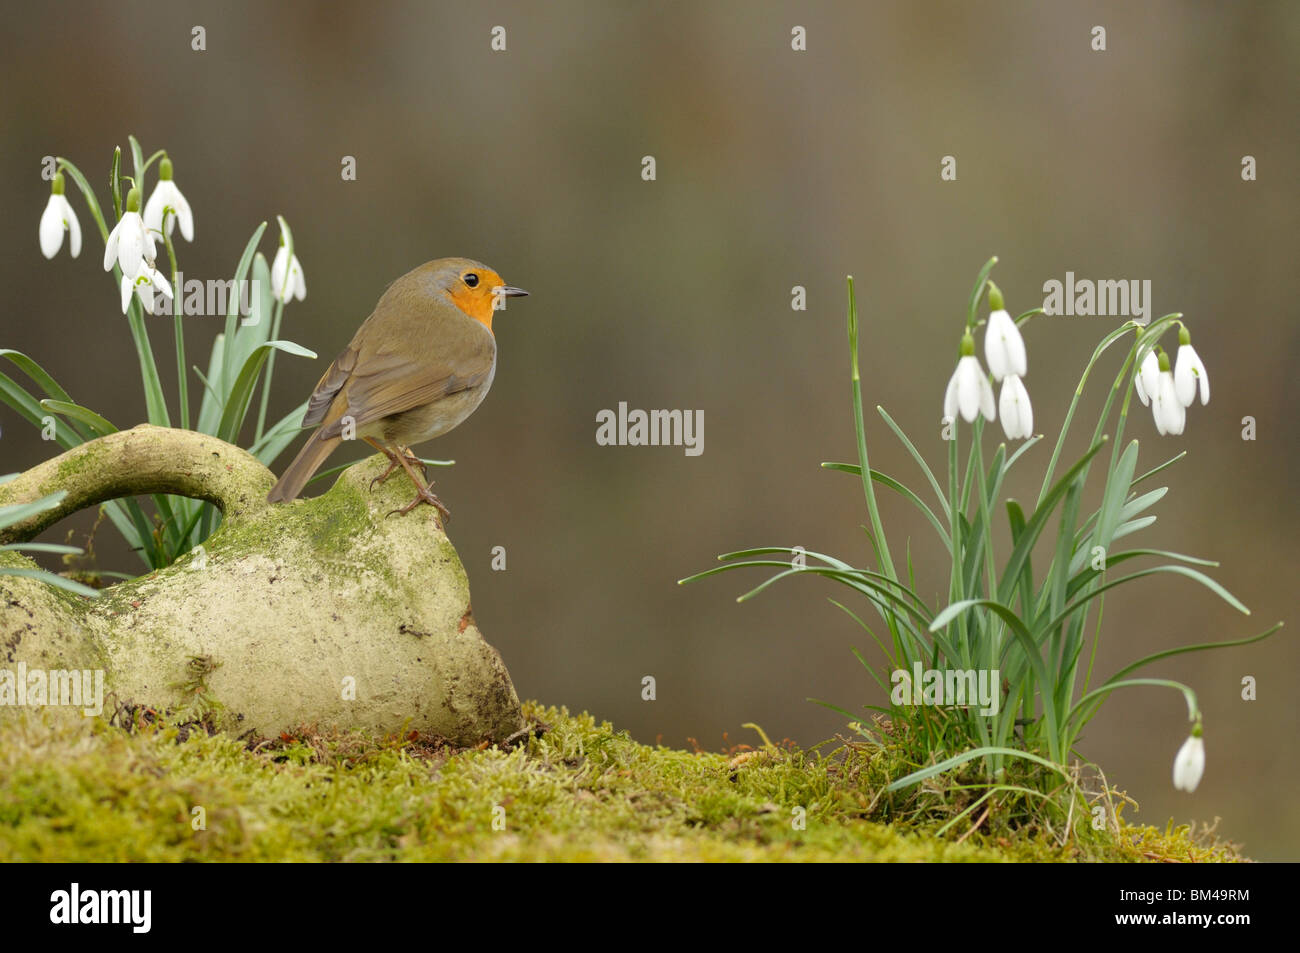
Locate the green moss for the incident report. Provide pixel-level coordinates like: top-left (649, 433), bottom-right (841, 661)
top-left (0, 702), bottom-right (1244, 862)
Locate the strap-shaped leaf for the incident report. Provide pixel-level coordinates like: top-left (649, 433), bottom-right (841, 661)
top-left (216, 341), bottom-right (316, 445)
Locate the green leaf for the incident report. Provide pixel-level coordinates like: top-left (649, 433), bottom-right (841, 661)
top-left (0, 566), bottom-right (100, 598)
top-left (216, 341), bottom-right (316, 445)
top-left (1091, 622), bottom-right (1283, 702)
top-left (249, 399), bottom-right (308, 465)
top-left (0, 350), bottom-right (78, 405)
top-left (821, 463), bottom-right (950, 551)
top-left (876, 406), bottom-right (950, 521)
top-left (1132, 451), bottom-right (1186, 488)
top-left (0, 542), bottom-right (83, 554)
top-left (129, 136), bottom-right (145, 187)
top-left (1042, 564), bottom-right (1250, 640)
top-left (997, 438), bottom-right (1107, 607)
top-left (221, 222), bottom-right (269, 394)
top-left (930, 598), bottom-right (1062, 762)
top-left (304, 454), bottom-right (457, 487)
top-left (125, 298), bottom-right (171, 427)
top-left (1094, 439), bottom-right (1139, 553)
top-left (1070, 488), bottom-right (1166, 574)
top-left (0, 490), bottom-right (68, 529)
top-left (109, 146), bottom-right (123, 221)
top-left (39, 399), bottom-right (117, 438)
top-left (886, 745), bottom-right (1068, 792)
top-left (1005, 500), bottom-right (1034, 613)
top-left (0, 371), bottom-right (80, 449)
top-left (228, 252), bottom-right (275, 375)
top-left (195, 335), bottom-right (227, 435)
top-left (1068, 547), bottom-right (1216, 599)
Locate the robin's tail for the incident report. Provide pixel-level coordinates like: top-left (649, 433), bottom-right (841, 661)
top-left (267, 430), bottom-right (342, 503)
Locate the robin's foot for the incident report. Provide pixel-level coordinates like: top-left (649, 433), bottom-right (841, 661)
top-left (369, 456), bottom-right (403, 490)
top-left (395, 446), bottom-right (429, 479)
top-left (367, 444), bottom-right (428, 490)
top-left (386, 485), bottom-right (452, 523)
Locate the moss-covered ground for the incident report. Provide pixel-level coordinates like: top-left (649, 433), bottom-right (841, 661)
top-left (0, 702), bottom-right (1244, 862)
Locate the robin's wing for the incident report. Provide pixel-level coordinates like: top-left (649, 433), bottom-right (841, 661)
top-left (316, 318), bottom-right (496, 440)
top-left (301, 345), bottom-right (358, 429)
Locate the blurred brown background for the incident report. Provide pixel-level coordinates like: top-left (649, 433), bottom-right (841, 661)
top-left (1, 1), bottom-right (1296, 858)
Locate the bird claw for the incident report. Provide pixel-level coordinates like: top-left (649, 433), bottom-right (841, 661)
top-left (369, 450), bottom-right (428, 491)
top-left (369, 460), bottom-right (402, 491)
top-left (385, 486), bottom-right (452, 523)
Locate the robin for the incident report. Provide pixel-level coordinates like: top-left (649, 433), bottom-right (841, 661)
top-left (266, 257), bottom-right (528, 520)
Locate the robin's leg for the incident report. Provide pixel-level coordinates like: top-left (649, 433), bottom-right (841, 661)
top-left (386, 449), bottom-right (451, 523)
top-left (398, 446), bottom-right (429, 480)
top-left (364, 438), bottom-right (404, 489)
top-left (365, 439), bottom-right (428, 489)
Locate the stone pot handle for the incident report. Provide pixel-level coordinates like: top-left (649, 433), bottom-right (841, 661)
top-left (0, 424), bottom-right (273, 544)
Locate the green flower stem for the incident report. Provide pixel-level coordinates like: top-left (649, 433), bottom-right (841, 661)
top-left (1035, 322), bottom-right (1137, 508)
top-left (141, 149), bottom-right (167, 176)
top-left (123, 284), bottom-right (170, 429)
top-left (162, 222), bottom-right (188, 432)
top-left (55, 158), bottom-right (109, 241)
top-left (254, 295), bottom-right (286, 443)
top-left (1068, 678), bottom-right (1198, 731)
top-left (846, 277), bottom-right (904, 660)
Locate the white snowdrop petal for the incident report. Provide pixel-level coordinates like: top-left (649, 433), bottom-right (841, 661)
top-left (984, 310), bottom-right (1027, 381)
top-left (1173, 736), bottom-right (1205, 792)
top-left (173, 188), bottom-right (194, 242)
top-left (1136, 351), bottom-right (1159, 407)
top-left (999, 376), bottom-right (1033, 439)
top-left (143, 186), bottom-right (167, 235)
top-left (149, 268), bottom-right (174, 299)
top-left (103, 220), bottom-right (121, 271)
top-left (978, 373), bottom-right (996, 422)
top-left (957, 357), bottom-right (982, 422)
top-left (39, 197), bottom-right (64, 258)
top-left (943, 368), bottom-right (961, 422)
top-left (1157, 373), bottom-right (1185, 435)
top-left (65, 199), bottom-right (81, 257)
top-left (271, 247), bottom-right (289, 301)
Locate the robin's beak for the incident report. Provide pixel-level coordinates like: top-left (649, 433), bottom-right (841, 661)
top-left (495, 286), bottom-right (529, 298)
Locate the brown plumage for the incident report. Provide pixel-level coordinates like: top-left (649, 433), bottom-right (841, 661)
top-left (267, 257), bottom-right (527, 518)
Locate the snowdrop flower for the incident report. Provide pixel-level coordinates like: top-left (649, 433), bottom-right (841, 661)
top-left (1134, 349), bottom-right (1160, 406)
top-left (1150, 349), bottom-right (1185, 436)
top-left (39, 172), bottom-right (81, 259)
top-left (943, 332), bottom-right (995, 424)
top-left (998, 374), bottom-right (1033, 440)
top-left (983, 283), bottom-right (1026, 381)
top-left (143, 157), bottom-right (194, 242)
top-left (1174, 325), bottom-right (1209, 407)
top-left (119, 265), bottom-right (174, 316)
top-left (1172, 727), bottom-right (1205, 792)
top-left (271, 231), bottom-right (306, 303)
top-left (103, 188), bottom-right (156, 279)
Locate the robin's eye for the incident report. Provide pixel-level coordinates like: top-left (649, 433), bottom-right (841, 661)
top-left (463, 273), bottom-right (479, 288)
